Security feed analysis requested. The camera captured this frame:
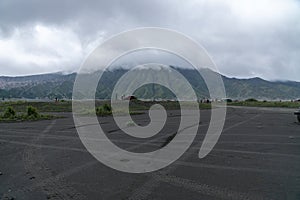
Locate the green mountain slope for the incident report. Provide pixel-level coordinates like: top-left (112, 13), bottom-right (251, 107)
top-left (0, 68), bottom-right (299, 100)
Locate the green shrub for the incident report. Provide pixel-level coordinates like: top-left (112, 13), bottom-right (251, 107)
top-left (3, 106), bottom-right (16, 118)
top-left (0, 104), bottom-right (58, 122)
top-left (27, 106), bottom-right (39, 118)
top-left (96, 104), bottom-right (112, 116)
top-left (102, 103), bottom-right (112, 112)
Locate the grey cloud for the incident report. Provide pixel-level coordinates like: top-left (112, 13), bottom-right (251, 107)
top-left (0, 0), bottom-right (300, 81)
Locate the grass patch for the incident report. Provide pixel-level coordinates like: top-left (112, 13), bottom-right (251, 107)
top-left (95, 103), bottom-right (144, 116)
top-left (0, 101), bottom-right (72, 113)
top-left (0, 99), bottom-right (212, 117)
top-left (0, 105), bottom-right (59, 122)
top-left (228, 101), bottom-right (300, 108)
top-left (199, 103), bottom-right (212, 109)
top-left (128, 100), bottom-right (211, 111)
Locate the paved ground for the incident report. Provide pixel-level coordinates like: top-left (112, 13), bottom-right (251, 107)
top-left (0, 107), bottom-right (300, 200)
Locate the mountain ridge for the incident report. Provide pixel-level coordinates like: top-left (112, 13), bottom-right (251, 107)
top-left (0, 68), bottom-right (299, 100)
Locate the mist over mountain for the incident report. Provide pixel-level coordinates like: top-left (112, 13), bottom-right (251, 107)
top-left (1, 67), bottom-right (300, 100)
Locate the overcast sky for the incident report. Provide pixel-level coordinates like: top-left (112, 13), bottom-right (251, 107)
top-left (0, 0), bottom-right (300, 81)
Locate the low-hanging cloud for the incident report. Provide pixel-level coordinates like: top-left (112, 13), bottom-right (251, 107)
top-left (0, 0), bottom-right (299, 81)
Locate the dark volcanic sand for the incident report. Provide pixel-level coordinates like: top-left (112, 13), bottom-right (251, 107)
top-left (0, 107), bottom-right (300, 200)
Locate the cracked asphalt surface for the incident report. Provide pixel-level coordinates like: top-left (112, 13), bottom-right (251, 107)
top-left (0, 107), bottom-right (300, 200)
